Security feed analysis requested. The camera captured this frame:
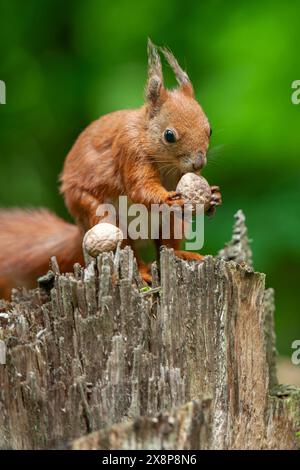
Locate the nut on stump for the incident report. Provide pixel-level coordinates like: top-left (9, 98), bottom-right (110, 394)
top-left (83, 223), bottom-right (123, 257)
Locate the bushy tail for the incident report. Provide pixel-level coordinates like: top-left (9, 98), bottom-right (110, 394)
top-left (0, 208), bottom-right (84, 299)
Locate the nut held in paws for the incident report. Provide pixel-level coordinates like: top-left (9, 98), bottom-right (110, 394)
top-left (83, 223), bottom-right (123, 257)
top-left (176, 173), bottom-right (211, 212)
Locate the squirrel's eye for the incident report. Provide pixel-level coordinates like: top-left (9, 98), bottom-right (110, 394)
top-left (164, 129), bottom-right (176, 143)
top-left (209, 128), bottom-right (213, 137)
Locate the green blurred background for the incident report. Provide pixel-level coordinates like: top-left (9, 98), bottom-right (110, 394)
top-left (0, 0), bottom-right (299, 355)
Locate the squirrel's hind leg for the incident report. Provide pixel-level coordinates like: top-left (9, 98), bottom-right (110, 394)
top-left (173, 250), bottom-right (205, 262)
top-left (154, 213), bottom-right (205, 263)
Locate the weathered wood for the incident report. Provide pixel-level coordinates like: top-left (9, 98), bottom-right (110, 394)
top-left (219, 209), bottom-right (253, 266)
top-left (0, 211), bottom-right (299, 449)
top-left (73, 400), bottom-right (212, 450)
top-left (72, 390), bottom-right (300, 450)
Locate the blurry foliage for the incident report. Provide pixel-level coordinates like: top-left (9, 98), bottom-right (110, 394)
top-left (0, 0), bottom-right (299, 354)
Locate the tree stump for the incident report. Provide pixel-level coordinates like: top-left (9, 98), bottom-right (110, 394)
top-left (0, 211), bottom-right (299, 449)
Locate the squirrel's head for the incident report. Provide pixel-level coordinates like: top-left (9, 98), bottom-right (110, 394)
top-left (144, 39), bottom-right (211, 174)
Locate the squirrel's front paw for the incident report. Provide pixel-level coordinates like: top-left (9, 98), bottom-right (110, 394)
top-left (165, 191), bottom-right (185, 207)
top-left (207, 185), bottom-right (222, 216)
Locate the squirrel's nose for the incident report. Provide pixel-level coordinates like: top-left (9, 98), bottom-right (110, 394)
top-left (193, 153), bottom-right (206, 171)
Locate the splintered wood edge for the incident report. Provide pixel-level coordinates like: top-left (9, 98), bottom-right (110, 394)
top-left (72, 399), bottom-right (212, 450)
top-left (72, 388), bottom-right (300, 450)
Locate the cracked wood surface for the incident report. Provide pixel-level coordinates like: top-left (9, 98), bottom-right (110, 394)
top-left (0, 211), bottom-right (299, 449)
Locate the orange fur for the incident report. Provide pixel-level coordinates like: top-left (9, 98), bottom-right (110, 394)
top-left (0, 209), bottom-right (83, 297)
top-left (0, 40), bottom-right (220, 299)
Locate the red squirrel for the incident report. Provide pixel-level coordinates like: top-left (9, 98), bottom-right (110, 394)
top-left (0, 40), bottom-right (221, 299)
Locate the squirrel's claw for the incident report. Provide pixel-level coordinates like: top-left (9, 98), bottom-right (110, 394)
top-left (165, 191), bottom-right (185, 207)
top-left (207, 186), bottom-right (222, 216)
top-left (210, 186), bottom-right (222, 206)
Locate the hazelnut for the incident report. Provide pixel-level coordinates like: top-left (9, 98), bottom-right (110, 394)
top-left (176, 173), bottom-right (211, 212)
top-left (83, 223), bottom-right (123, 257)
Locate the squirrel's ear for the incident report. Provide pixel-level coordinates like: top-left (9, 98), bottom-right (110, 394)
top-left (146, 39), bottom-right (167, 111)
top-left (159, 46), bottom-right (194, 98)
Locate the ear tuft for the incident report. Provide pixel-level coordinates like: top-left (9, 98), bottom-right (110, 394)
top-left (147, 38), bottom-right (162, 77)
top-left (146, 39), bottom-right (166, 109)
top-left (159, 46), bottom-right (194, 98)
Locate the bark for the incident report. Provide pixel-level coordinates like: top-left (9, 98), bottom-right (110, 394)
top-left (0, 211), bottom-right (299, 450)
